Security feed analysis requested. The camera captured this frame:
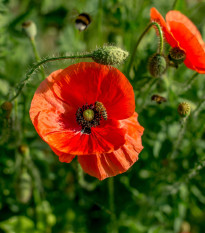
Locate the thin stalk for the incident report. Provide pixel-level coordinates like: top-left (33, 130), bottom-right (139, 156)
top-left (108, 177), bottom-right (118, 233)
top-left (9, 53), bottom-right (93, 102)
top-left (127, 22), bottom-right (164, 75)
top-left (178, 72), bottom-right (199, 94)
top-left (30, 38), bottom-right (46, 79)
top-left (193, 97), bottom-right (205, 118)
top-left (170, 117), bottom-right (188, 159)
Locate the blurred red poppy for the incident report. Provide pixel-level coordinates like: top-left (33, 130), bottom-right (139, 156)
top-left (30, 62), bottom-right (144, 180)
top-left (150, 7), bottom-right (205, 73)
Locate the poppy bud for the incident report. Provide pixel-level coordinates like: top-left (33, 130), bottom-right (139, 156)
top-left (1, 101), bottom-right (12, 118)
top-left (168, 47), bottom-right (186, 65)
top-left (91, 45), bottom-right (129, 65)
top-left (16, 168), bottom-right (32, 204)
top-left (148, 53), bottom-right (167, 78)
top-left (178, 102), bottom-right (191, 117)
top-left (22, 21), bottom-right (37, 39)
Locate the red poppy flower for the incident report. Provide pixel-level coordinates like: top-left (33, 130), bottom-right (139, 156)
top-left (30, 62), bottom-right (144, 180)
top-left (150, 7), bottom-right (205, 73)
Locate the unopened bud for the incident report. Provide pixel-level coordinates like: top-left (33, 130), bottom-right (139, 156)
top-left (178, 102), bottom-right (191, 117)
top-left (148, 53), bottom-right (167, 78)
top-left (168, 47), bottom-right (186, 65)
top-left (16, 168), bottom-right (32, 204)
top-left (91, 46), bottom-right (129, 65)
top-left (1, 101), bottom-right (12, 118)
top-left (22, 21), bottom-right (37, 39)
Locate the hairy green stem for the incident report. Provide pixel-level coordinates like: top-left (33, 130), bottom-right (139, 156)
top-left (108, 177), bottom-right (118, 233)
top-left (9, 54), bottom-right (93, 102)
top-left (30, 38), bottom-right (46, 79)
top-left (127, 22), bottom-right (164, 75)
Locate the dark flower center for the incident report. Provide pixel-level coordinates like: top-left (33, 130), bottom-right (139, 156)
top-left (76, 102), bottom-right (108, 134)
top-left (168, 47), bottom-right (186, 64)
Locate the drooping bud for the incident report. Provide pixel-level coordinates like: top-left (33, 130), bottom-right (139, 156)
top-left (178, 102), bottom-right (191, 117)
top-left (16, 168), bottom-right (32, 204)
top-left (148, 53), bottom-right (167, 78)
top-left (168, 47), bottom-right (186, 65)
top-left (1, 101), bottom-right (13, 118)
top-left (22, 21), bottom-right (37, 39)
top-left (91, 45), bottom-right (129, 65)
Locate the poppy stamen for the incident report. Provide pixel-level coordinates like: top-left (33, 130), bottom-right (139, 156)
top-left (76, 102), bottom-right (106, 134)
top-left (168, 47), bottom-right (186, 64)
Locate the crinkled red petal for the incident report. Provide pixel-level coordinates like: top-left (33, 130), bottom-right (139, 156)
top-left (150, 8), bottom-right (178, 47)
top-left (78, 112), bottom-right (144, 180)
top-left (47, 62), bottom-right (135, 120)
top-left (166, 11), bottom-right (205, 73)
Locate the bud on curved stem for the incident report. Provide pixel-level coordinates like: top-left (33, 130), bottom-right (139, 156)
top-left (127, 22), bottom-right (164, 75)
top-left (148, 53), bottom-right (167, 78)
top-left (9, 46), bottom-right (127, 102)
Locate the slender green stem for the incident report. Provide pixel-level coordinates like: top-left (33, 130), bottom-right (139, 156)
top-left (170, 117), bottom-right (188, 159)
top-left (9, 53), bottom-right (93, 102)
top-left (127, 22), bottom-right (164, 75)
top-left (108, 177), bottom-right (118, 233)
top-left (30, 38), bottom-right (46, 79)
top-left (172, 0), bottom-right (178, 9)
top-left (178, 72), bottom-right (199, 94)
top-left (193, 97), bottom-right (205, 118)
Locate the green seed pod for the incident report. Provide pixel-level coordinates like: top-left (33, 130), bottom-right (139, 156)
top-left (1, 101), bottom-right (12, 118)
top-left (18, 145), bottom-right (30, 157)
top-left (148, 53), bottom-right (167, 78)
top-left (16, 168), bottom-right (32, 204)
top-left (91, 45), bottom-right (129, 65)
top-left (22, 21), bottom-right (37, 39)
top-left (178, 102), bottom-right (191, 117)
top-left (168, 47), bottom-right (186, 65)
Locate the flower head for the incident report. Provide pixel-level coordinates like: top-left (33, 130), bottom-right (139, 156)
top-left (30, 62), bottom-right (144, 180)
top-left (150, 8), bottom-right (205, 73)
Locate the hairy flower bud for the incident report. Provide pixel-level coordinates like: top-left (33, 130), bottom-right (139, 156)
top-left (168, 47), bottom-right (186, 65)
top-left (91, 46), bottom-right (129, 65)
top-left (178, 102), bottom-right (191, 117)
top-left (1, 101), bottom-right (12, 118)
top-left (22, 21), bottom-right (37, 39)
top-left (148, 53), bottom-right (167, 78)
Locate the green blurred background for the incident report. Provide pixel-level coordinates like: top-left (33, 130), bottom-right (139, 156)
top-left (0, 0), bottom-right (205, 232)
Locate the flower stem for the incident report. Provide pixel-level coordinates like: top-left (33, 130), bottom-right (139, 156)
top-left (170, 117), bottom-right (188, 159)
top-left (127, 22), bottom-right (164, 75)
top-left (178, 72), bottom-right (199, 94)
top-left (30, 37), bottom-right (46, 79)
top-left (9, 53), bottom-right (93, 102)
top-left (193, 97), bottom-right (205, 118)
top-left (108, 177), bottom-right (118, 233)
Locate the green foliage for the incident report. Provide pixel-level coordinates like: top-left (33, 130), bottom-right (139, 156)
top-left (0, 0), bottom-right (205, 232)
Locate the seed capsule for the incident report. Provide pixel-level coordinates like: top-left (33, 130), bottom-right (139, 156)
top-left (177, 102), bottom-right (191, 117)
top-left (168, 47), bottom-right (186, 65)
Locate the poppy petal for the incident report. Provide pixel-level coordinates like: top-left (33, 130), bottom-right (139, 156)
top-left (150, 7), bottom-right (178, 47)
top-left (40, 119), bottom-right (126, 155)
top-left (46, 62), bottom-right (135, 120)
top-left (50, 146), bottom-right (76, 163)
top-left (166, 11), bottom-right (205, 73)
top-left (78, 113), bottom-right (144, 180)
